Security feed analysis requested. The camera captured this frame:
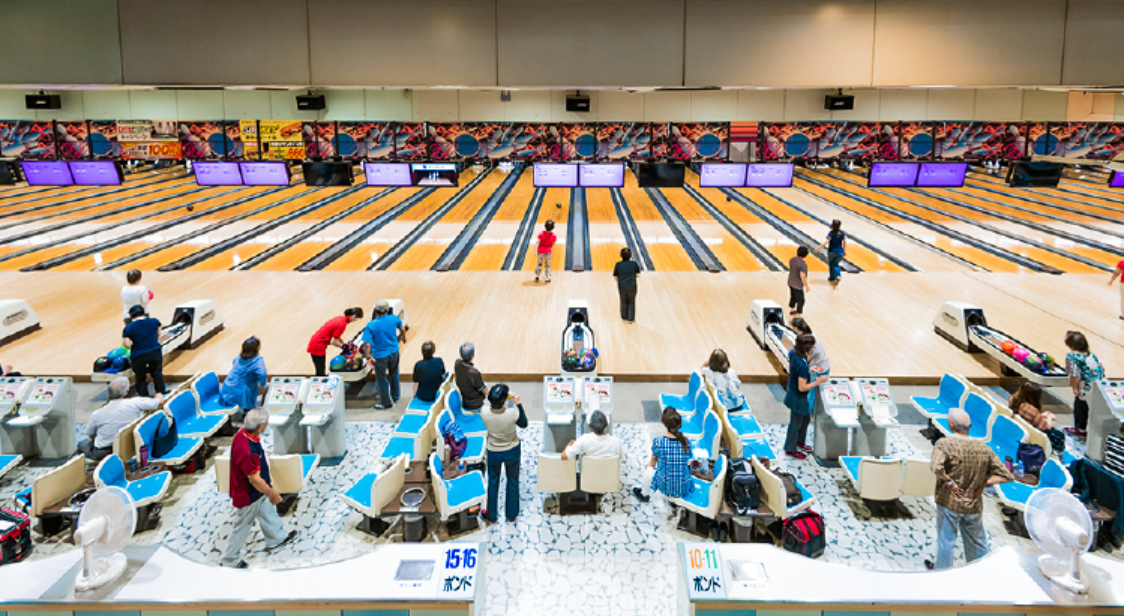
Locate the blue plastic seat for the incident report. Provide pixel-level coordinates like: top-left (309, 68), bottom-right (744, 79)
top-left (934, 392), bottom-right (995, 440)
top-left (429, 453), bottom-right (486, 519)
top-left (727, 413), bottom-right (762, 436)
top-left (995, 458), bottom-right (1073, 510)
top-left (670, 454), bottom-right (727, 520)
top-left (406, 396), bottom-right (439, 415)
top-left (193, 372), bottom-right (239, 415)
top-left (690, 411), bottom-right (721, 459)
top-left (840, 455), bottom-right (866, 483)
top-left (446, 390), bottom-right (487, 435)
top-left (911, 374), bottom-right (967, 418)
top-left (986, 414), bottom-right (1028, 463)
top-left (166, 391), bottom-right (227, 438)
top-left (438, 409), bottom-right (485, 465)
top-left (660, 372), bottom-right (702, 415)
top-left (678, 390), bottom-right (713, 437)
top-left (0, 454), bottom-right (20, 479)
top-left (134, 412), bottom-right (203, 466)
top-left (94, 453), bottom-right (172, 507)
top-left (741, 436), bottom-right (776, 460)
top-left (381, 435), bottom-right (418, 460)
top-left (344, 473), bottom-right (378, 508)
top-left (394, 413), bottom-right (429, 436)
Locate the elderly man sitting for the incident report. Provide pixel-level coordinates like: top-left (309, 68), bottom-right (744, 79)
top-left (562, 411), bottom-right (623, 461)
top-left (925, 407), bottom-right (1014, 571)
top-left (80, 377), bottom-right (163, 462)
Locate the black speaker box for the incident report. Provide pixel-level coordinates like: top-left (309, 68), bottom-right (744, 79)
top-left (566, 95), bottom-right (591, 113)
top-left (26, 94), bottom-right (61, 110)
top-left (824, 94), bottom-right (854, 111)
top-left (296, 95), bottom-right (326, 111)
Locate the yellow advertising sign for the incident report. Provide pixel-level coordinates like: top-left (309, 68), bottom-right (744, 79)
top-left (239, 120), bottom-right (259, 158)
top-left (259, 120), bottom-right (304, 160)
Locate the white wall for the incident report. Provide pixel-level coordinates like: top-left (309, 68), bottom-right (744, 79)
top-left (1, 87), bottom-right (1121, 123)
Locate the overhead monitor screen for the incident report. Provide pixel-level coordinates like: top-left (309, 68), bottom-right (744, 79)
top-left (194, 161), bottom-right (243, 186)
top-left (635, 163), bottom-right (685, 188)
top-left (578, 163), bottom-right (625, 188)
top-left (239, 162), bottom-right (291, 186)
top-left (303, 161), bottom-right (354, 187)
top-left (699, 163), bottom-right (747, 188)
top-left (1108, 171), bottom-right (1124, 188)
top-left (916, 162), bottom-right (968, 188)
top-left (1007, 161), bottom-right (1063, 188)
top-left (533, 164), bottom-right (578, 188)
top-left (21, 161), bottom-right (74, 186)
top-left (364, 162), bottom-right (412, 187)
top-left (744, 163), bottom-right (794, 188)
top-left (868, 162), bottom-right (920, 187)
top-left (410, 162), bottom-right (458, 187)
top-left (68, 161), bottom-right (124, 186)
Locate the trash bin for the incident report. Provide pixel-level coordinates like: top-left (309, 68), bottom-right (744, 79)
top-left (731, 516), bottom-right (755, 543)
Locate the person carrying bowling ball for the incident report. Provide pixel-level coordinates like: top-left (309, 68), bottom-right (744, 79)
top-left (307, 307), bottom-right (364, 377)
top-left (534, 220), bottom-right (557, 284)
top-left (783, 334), bottom-right (828, 459)
top-left (1064, 331), bottom-right (1104, 439)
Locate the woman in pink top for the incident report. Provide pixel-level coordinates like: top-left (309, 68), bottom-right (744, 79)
top-left (535, 220), bottom-right (557, 284)
top-left (1109, 260), bottom-right (1124, 320)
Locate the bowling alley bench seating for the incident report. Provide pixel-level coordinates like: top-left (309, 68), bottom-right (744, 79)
top-left (537, 451), bottom-right (621, 514)
top-left (839, 456), bottom-right (935, 515)
top-left (0, 453), bottom-right (21, 479)
top-left (215, 451), bottom-right (321, 515)
top-left (663, 371), bottom-right (777, 462)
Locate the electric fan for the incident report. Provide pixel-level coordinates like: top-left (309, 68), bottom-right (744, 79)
top-left (1024, 487), bottom-right (1094, 595)
top-left (73, 486), bottom-right (137, 592)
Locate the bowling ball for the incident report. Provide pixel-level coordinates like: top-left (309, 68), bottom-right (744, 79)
top-left (1000, 340), bottom-right (1016, 355)
top-left (556, 202), bottom-right (562, 209)
top-left (1025, 354), bottom-right (1043, 371)
top-left (147, 290), bottom-right (154, 301)
top-left (1040, 352), bottom-right (1055, 366)
top-left (186, 205), bottom-right (194, 212)
top-left (329, 355), bottom-right (347, 372)
top-left (1012, 347), bottom-right (1030, 362)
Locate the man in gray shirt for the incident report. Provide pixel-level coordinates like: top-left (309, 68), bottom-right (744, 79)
top-left (788, 246), bottom-right (810, 317)
top-left (80, 377), bottom-right (163, 461)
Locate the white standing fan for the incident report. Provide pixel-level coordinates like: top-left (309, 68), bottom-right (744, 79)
top-left (1024, 487), bottom-right (1094, 595)
top-left (73, 486), bottom-right (137, 592)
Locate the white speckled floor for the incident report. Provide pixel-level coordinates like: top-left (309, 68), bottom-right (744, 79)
top-left (0, 417), bottom-right (1111, 616)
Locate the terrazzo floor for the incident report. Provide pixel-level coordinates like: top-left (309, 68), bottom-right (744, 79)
top-left (0, 417), bottom-right (1114, 616)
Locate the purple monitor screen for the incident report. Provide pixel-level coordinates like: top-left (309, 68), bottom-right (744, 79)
top-left (194, 162), bottom-right (243, 186)
top-left (868, 162), bottom-right (920, 187)
top-left (744, 163), bottom-right (794, 188)
top-left (579, 164), bottom-right (625, 188)
top-left (22, 161), bottom-right (74, 186)
top-left (68, 161), bottom-right (122, 186)
top-left (1110, 171), bottom-right (1124, 188)
top-left (917, 162), bottom-right (968, 188)
top-left (533, 164), bottom-right (578, 188)
top-left (699, 164), bottom-right (747, 187)
top-left (364, 162), bottom-right (412, 187)
top-left (239, 162), bottom-right (290, 186)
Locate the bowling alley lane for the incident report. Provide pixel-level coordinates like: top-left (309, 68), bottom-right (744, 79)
top-left (248, 186), bottom-right (422, 271)
top-left (655, 184), bottom-right (767, 271)
top-left (92, 184), bottom-right (331, 271)
top-left (0, 185), bottom-right (268, 267)
top-left (763, 186), bottom-right (974, 272)
top-left (457, 170), bottom-right (538, 271)
top-left (968, 171), bottom-right (1124, 217)
top-left (184, 186), bottom-right (377, 270)
top-left (324, 169), bottom-right (481, 271)
top-left (518, 186), bottom-right (570, 273)
top-left (584, 187), bottom-right (629, 272)
top-left (0, 166), bottom-right (185, 211)
top-left (385, 168), bottom-right (507, 271)
top-left (803, 170), bottom-right (1100, 273)
top-left (618, 170), bottom-right (697, 271)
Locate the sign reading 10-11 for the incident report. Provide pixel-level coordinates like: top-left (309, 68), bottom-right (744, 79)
top-left (681, 543), bottom-right (727, 600)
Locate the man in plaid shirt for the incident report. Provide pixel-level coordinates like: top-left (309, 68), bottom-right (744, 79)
top-left (925, 408), bottom-right (1015, 570)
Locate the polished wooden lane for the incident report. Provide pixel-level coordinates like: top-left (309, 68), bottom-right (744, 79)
top-left (455, 170), bottom-right (536, 271)
top-left (657, 182), bottom-right (768, 271)
top-left (970, 172), bottom-right (1124, 216)
top-left (795, 173), bottom-right (1023, 272)
top-left (386, 169), bottom-right (508, 271)
top-left (619, 171), bottom-right (696, 271)
top-left (585, 187), bottom-right (629, 272)
top-left (518, 186), bottom-right (569, 274)
top-left (0, 168), bottom-right (187, 212)
top-left (3, 270), bottom-right (1121, 383)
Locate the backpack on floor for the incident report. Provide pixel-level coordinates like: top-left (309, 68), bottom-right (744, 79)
top-left (1018, 443), bottom-right (1047, 476)
top-left (774, 470), bottom-right (803, 507)
top-left (0, 507), bottom-right (33, 565)
top-left (782, 510), bottom-right (825, 558)
top-left (724, 458), bottom-right (760, 514)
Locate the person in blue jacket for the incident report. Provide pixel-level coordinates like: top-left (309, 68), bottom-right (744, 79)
top-left (221, 337), bottom-right (268, 411)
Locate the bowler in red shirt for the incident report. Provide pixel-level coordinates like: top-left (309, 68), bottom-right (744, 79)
top-left (307, 307), bottom-right (364, 376)
top-left (535, 219), bottom-right (557, 284)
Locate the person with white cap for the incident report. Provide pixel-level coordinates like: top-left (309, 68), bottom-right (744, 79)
top-left (361, 300), bottom-right (407, 410)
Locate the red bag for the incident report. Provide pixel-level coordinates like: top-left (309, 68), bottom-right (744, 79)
top-left (782, 510), bottom-right (825, 558)
top-left (0, 507), bottom-right (33, 565)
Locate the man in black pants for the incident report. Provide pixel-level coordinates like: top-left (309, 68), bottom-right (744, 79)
top-left (613, 247), bottom-right (641, 323)
top-left (788, 246), bottom-right (810, 317)
top-left (123, 304), bottom-right (166, 397)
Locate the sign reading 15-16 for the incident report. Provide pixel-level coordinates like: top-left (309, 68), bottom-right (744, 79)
top-left (681, 543), bottom-right (727, 600)
top-left (439, 546), bottom-right (479, 600)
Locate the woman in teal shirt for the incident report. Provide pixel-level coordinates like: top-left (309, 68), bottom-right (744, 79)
top-left (221, 337), bottom-right (268, 410)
